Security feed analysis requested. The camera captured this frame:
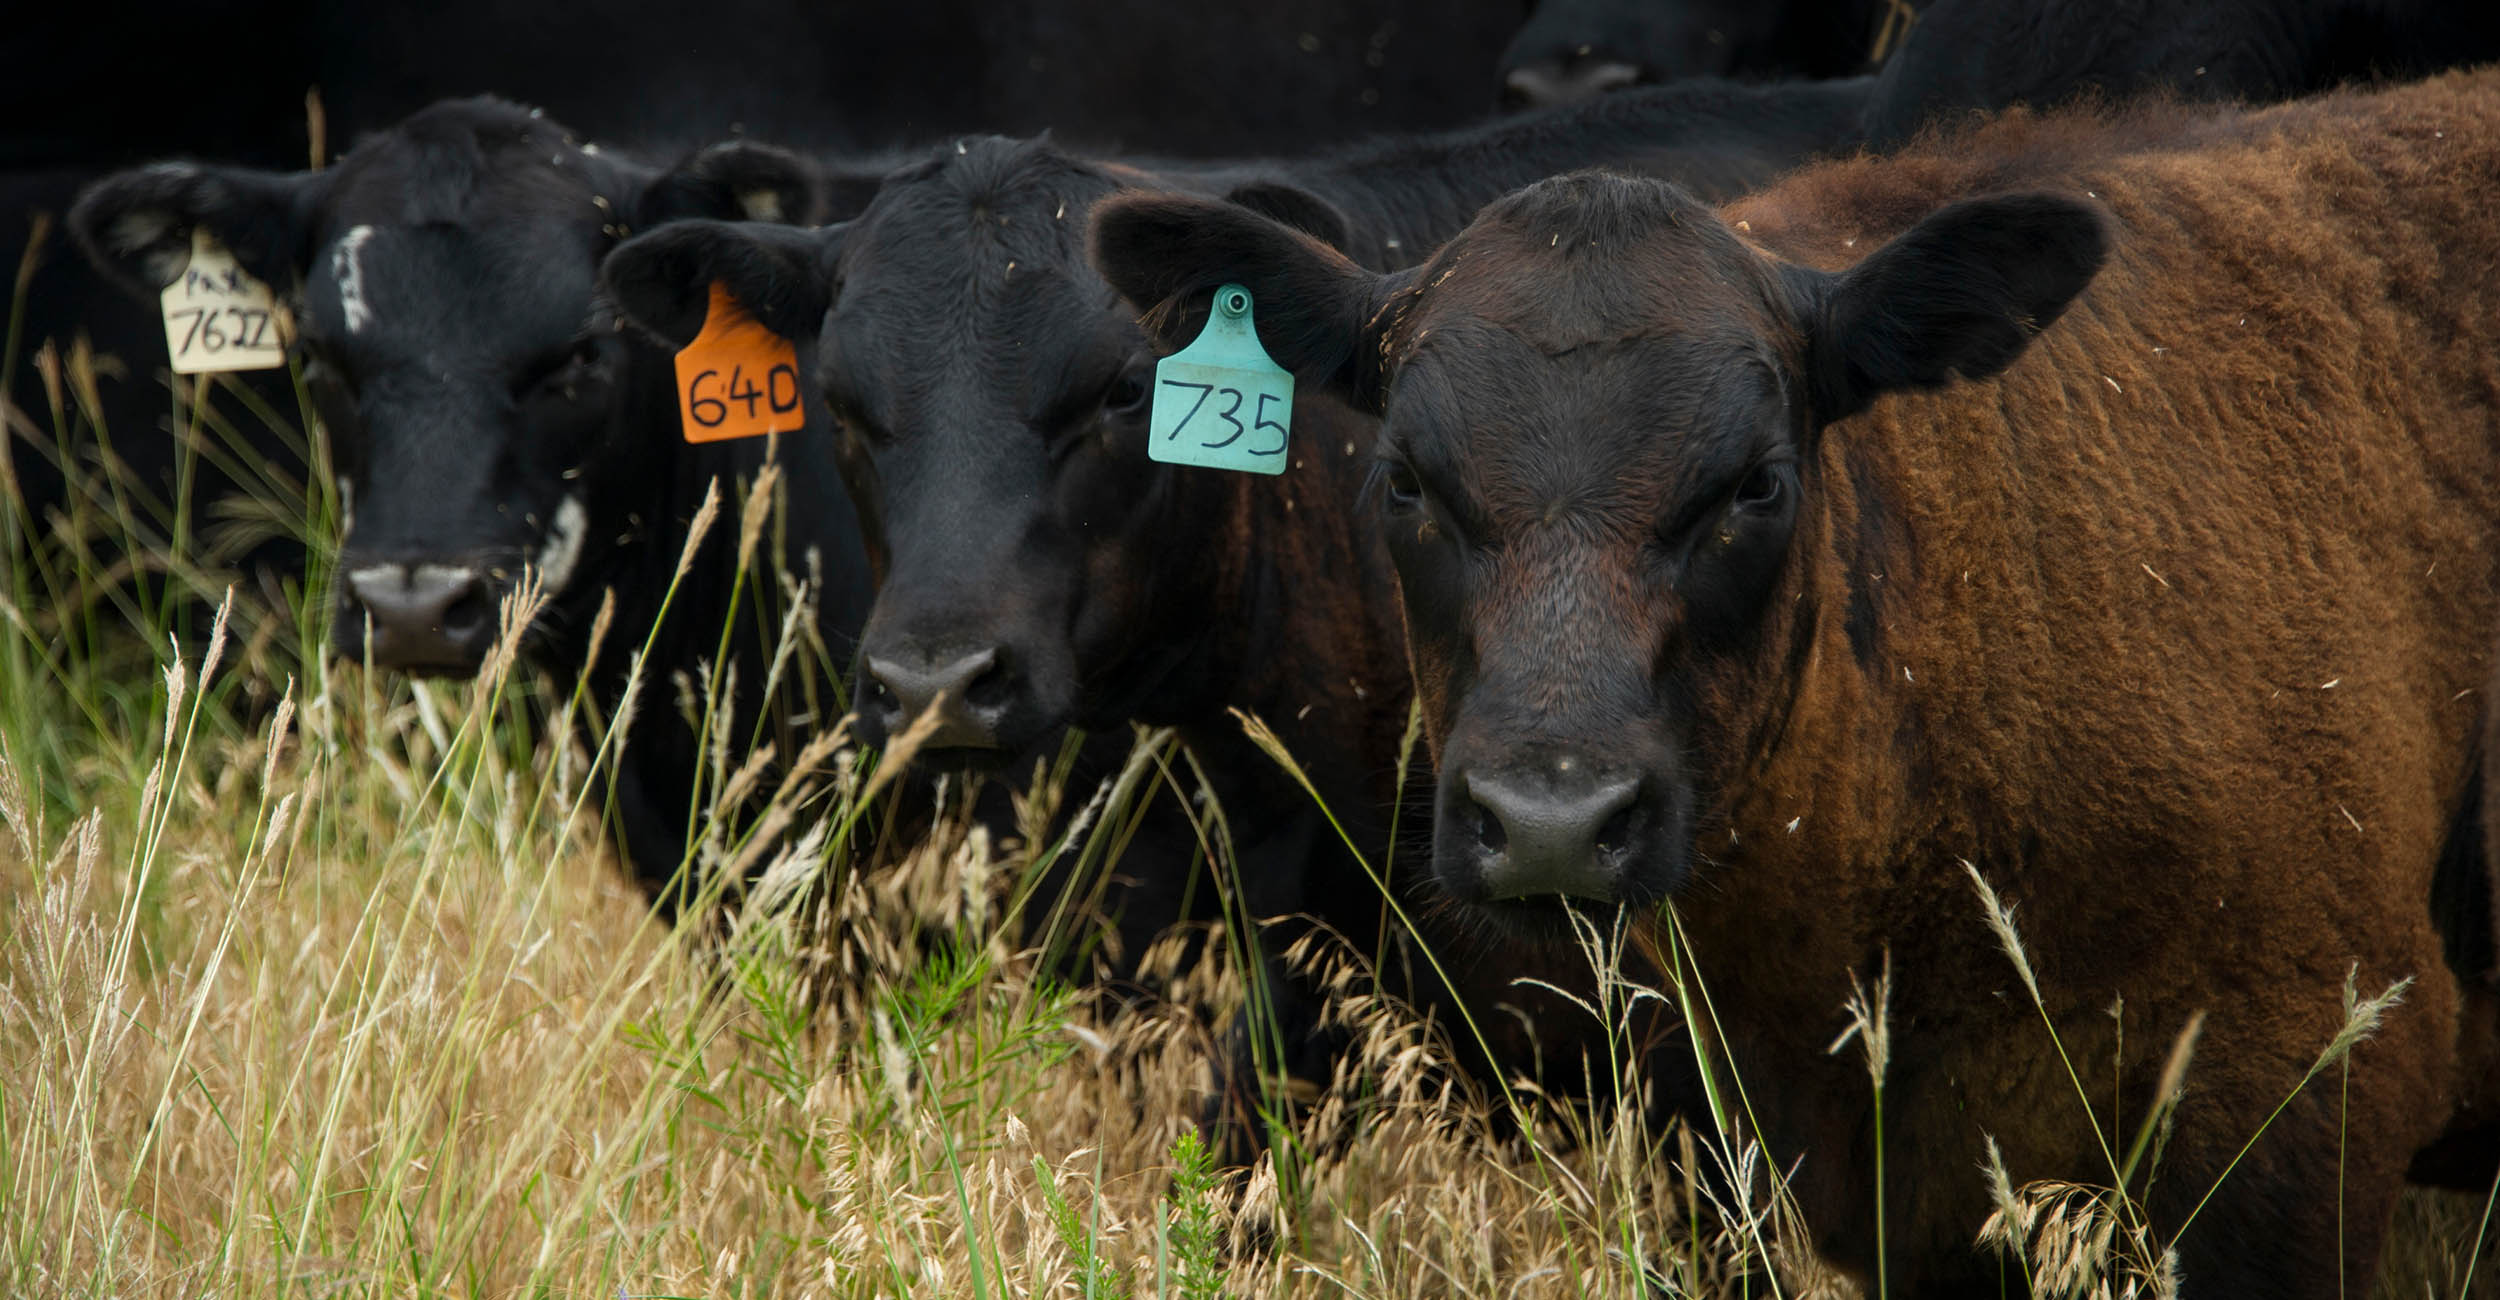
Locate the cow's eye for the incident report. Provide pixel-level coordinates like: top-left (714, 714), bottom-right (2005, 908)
top-left (1381, 460), bottom-right (1424, 510)
top-left (1104, 369), bottom-right (1150, 416)
top-left (1733, 464), bottom-right (1786, 511)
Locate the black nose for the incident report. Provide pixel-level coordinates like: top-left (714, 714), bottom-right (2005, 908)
top-left (342, 562), bottom-right (497, 672)
top-left (1500, 56), bottom-right (1646, 109)
top-left (866, 646), bottom-right (1006, 750)
top-left (1462, 766), bottom-right (1642, 902)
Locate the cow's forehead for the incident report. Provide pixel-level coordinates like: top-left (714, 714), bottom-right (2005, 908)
top-left (302, 218), bottom-right (599, 357)
top-left (1391, 323), bottom-right (1782, 514)
top-left (827, 150), bottom-right (1132, 425)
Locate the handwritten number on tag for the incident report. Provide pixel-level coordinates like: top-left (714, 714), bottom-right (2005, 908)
top-left (685, 362), bottom-right (801, 431)
top-left (169, 305), bottom-right (278, 356)
top-left (1252, 393), bottom-right (1287, 455)
top-left (1158, 380), bottom-right (1287, 457)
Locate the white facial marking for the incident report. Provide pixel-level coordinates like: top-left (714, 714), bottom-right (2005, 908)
top-left (347, 563), bottom-right (400, 592)
top-left (347, 562), bottom-right (476, 596)
top-left (411, 563), bottom-right (478, 589)
top-left (336, 477), bottom-right (355, 534)
top-left (532, 495), bottom-right (589, 594)
top-left (331, 225), bottom-right (377, 334)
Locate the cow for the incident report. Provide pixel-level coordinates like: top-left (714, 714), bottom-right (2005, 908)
top-left (67, 97), bottom-right (883, 892)
top-left (1860, 0), bottom-right (2500, 145)
top-left (1499, 0), bottom-right (1915, 107)
top-left (1500, 0), bottom-right (2500, 131)
top-left (1086, 70), bottom-right (2500, 1295)
top-left (590, 78), bottom-right (1866, 1146)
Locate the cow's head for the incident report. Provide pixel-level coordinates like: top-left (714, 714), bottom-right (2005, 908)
top-left (71, 96), bottom-right (825, 674)
top-left (601, 137), bottom-right (1353, 764)
top-left (1091, 172), bottom-right (2104, 937)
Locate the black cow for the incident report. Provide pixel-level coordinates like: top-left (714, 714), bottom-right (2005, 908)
top-left (1500, 0), bottom-right (2500, 125)
top-left (1499, 0), bottom-right (1915, 106)
top-left (68, 97), bottom-right (881, 887)
top-left (594, 80), bottom-right (1857, 1137)
top-left (1861, 0), bottom-right (2500, 144)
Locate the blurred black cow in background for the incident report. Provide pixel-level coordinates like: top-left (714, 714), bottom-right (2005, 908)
top-left (1499, 0), bottom-right (2500, 121)
top-left (1500, 0), bottom-right (1917, 106)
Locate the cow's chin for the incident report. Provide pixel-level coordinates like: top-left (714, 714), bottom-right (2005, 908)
top-left (1458, 893), bottom-right (1637, 948)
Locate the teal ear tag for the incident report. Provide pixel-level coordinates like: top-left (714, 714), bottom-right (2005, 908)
top-left (1149, 283), bottom-right (1292, 475)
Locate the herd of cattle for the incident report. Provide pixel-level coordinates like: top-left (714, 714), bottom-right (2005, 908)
top-left (16, 0), bottom-right (2500, 1291)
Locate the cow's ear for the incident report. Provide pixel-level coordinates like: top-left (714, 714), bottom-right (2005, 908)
top-left (639, 141), bottom-right (825, 226)
top-left (1222, 181), bottom-right (1351, 253)
top-left (601, 218), bottom-right (840, 347)
top-left (1088, 191), bottom-right (1400, 410)
top-left (70, 162), bottom-right (324, 298)
top-left (1805, 193), bottom-right (2108, 423)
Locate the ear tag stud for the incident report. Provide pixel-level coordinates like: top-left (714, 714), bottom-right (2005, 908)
top-left (160, 228), bottom-right (289, 374)
top-left (1148, 282), bottom-right (1292, 475)
top-left (675, 281), bottom-right (805, 443)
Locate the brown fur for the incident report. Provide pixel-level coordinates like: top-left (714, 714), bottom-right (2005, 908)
top-left (1661, 75), bottom-right (2500, 1288)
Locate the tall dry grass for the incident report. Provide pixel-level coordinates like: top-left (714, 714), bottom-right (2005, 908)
top-left (1, 245), bottom-right (2495, 1297)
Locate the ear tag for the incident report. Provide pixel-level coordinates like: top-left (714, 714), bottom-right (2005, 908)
top-left (1149, 282), bottom-right (1292, 475)
top-left (160, 228), bottom-right (289, 374)
top-left (675, 281), bottom-right (805, 443)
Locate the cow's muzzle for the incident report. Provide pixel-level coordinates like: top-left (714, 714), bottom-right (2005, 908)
top-left (863, 644), bottom-right (1014, 753)
top-left (337, 560), bottom-right (502, 674)
top-left (1436, 752), bottom-right (1681, 937)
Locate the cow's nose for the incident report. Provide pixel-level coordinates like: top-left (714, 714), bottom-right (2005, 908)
top-left (1462, 767), bottom-right (1643, 901)
top-left (343, 563), bottom-right (497, 673)
top-left (866, 647), bottom-right (1006, 751)
top-left (1500, 56), bottom-right (1646, 110)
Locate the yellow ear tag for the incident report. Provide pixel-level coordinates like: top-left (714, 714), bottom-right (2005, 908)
top-left (675, 282), bottom-right (805, 443)
top-left (160, 228), bottom-right (289, 374)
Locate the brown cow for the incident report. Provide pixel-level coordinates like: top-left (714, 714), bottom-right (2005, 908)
top-left (1091, 72), bottom-right (2500, 1295)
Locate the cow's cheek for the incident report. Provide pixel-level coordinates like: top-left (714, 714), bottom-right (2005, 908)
top-left (830, 436), bottom-right (892, 584)
top-left (1071, 533), bottom-right (1148, 668)
top-left (1387, 565), bottom-right (1467, 765)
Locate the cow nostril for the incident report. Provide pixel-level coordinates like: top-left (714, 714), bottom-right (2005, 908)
top-left (439, 590), bottom-right (489, 638)
top-left (1470, 796), bottom-right (1509, 854)
top-left (1595, 803), bottom-right (1636, 860)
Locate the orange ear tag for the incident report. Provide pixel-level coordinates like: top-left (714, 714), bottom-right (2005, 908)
top-left (675, 282), bottom-right (805, 443)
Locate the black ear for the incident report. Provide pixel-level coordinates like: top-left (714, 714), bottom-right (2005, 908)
top-left (637, 140), bottom-right (827, 227)
top-left (69, 161), bottom-right (325, 298)
top-left (1222, 180), bottom-right (1352, 253)
top-left (601, 218), bottom-right (839, 348)
top-left (1087, 191), bottom-right (1397, 408)
top-left (1807, 193), bottom-right (2109, 422)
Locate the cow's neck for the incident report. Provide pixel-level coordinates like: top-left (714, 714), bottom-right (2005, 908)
top-left (1153, 433), bottom-right (1409, 827)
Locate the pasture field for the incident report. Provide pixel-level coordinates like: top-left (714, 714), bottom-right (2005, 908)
top-left (2, 264), bottom-right (2497, 1299)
